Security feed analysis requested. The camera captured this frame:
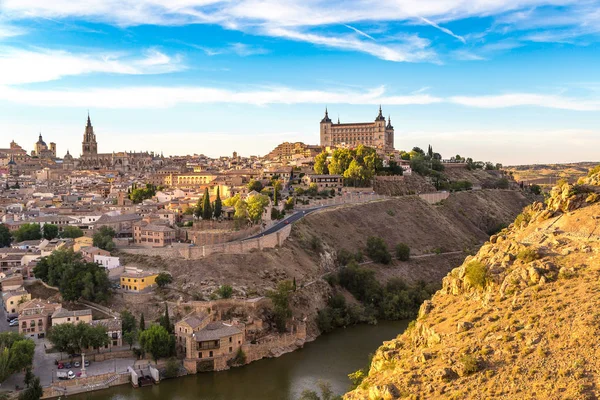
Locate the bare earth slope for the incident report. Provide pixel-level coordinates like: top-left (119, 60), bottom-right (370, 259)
top-left (113, 190), bottom-right (529, 326)
top-left (345, 168), bottom-right (600, 400)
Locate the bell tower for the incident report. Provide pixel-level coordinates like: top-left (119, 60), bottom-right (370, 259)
top-left (82, 113), bottom-right (97, 156)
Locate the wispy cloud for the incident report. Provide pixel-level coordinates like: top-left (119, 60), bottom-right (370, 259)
top-left (418, 17), bottom-right (466, 43)
top-left (343, 24), bottom-right (375, 41)
top-left (0, 84), bottom-right (443, 108)
top-left (3, 0), bottom-right (594, 62)
top-left (1, 82), bottom-right (598, 112)
top-left (264, 26), bottom-right (437, 63)
top-left (450, 93), bottom-right (600, 111)
top-left (0, 47), bottom-right (184, 85)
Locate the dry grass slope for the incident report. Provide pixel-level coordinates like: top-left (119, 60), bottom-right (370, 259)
top-left (345, 166), bottom-right (600, 400)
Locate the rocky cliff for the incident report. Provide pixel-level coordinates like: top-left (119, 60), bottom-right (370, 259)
top-left (345, 166), bottom-right (600, 400)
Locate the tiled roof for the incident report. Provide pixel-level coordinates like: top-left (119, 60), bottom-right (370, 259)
top-left (52, 308), bottom-right (92, 319)
top-left (192, 322), bottom-right (242, 342)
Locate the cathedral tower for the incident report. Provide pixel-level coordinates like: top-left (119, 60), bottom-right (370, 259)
top-left (82, 113), bottom-right (97, 156)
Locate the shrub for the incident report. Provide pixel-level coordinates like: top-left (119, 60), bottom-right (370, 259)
top-left (337, 249), bottom-right (354, 266)
top-left (309, 235), bottom-right (323, 254)
top-left (230, 348), bottom-right (247, 366)
top-left (163, 358), bottom-right (180, 378)
top-left (460, 354), bottom-right (480, 375)
top-left (514, 212), bottom-right (531, 227)
top-left (155, 272), bottom-right (173, 288)
top-left (365, 236), bottom-right (392, 264)
top-left (354, 250), bottom-right (364, 263)
top-left (465, 261), bottom-right (489, 289)
top-left (395, 243), bottom-right (410, 261)
top-left (517, 248), bottom-right (539, 263)
top-left (216, 285), bottom-right (233, 299)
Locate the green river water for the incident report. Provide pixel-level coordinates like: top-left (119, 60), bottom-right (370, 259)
top-left (70, 320), bottom-right (407, 400)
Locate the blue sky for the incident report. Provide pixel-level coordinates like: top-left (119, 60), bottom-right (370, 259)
top-left (0, 0), bottom-right (599, 164)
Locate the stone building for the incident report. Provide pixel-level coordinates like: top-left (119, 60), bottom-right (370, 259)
top-left (51, 308), bottom-right (93, 326)
top-left (319, 106), bottom-right (394, 152)
top-left (78, 114), bottom-right (157, 171)
top-left (132, 221), bottom-right (176, 247)
top-left (119, 270), bottom-right (158, 292)
top-left (90, 318), bottom-right (123, 349)
top-left (266, 142), bottom-right (323, 161)
top-left (32, 134), bottom-right (56, 158)
top-left (19, 299), bottom-right (61, 338)
top-left (302, 174), bottom-right (344, 191)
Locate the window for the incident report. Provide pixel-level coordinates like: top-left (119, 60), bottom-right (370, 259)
top-left (229, 337), bottom-right (232, 343)
top-left (229, 347), bottom-right (232, 353)
top-left (67, 318), bottom-right (71, 322)
top-left (209, 351), bottom-right (213, 357)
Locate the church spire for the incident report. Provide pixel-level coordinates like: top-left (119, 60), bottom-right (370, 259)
top-left (376, 104), bottom-right (385, 121)
top-left (87, 111), bottom-right (92, 127)
top-left (321, 106), bottom-right (332, 123)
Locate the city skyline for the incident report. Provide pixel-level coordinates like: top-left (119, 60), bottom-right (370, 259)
top-left (1, 1), bottom-right (599, 164)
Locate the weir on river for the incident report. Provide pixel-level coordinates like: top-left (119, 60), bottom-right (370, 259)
top-left (70, 320), bottom-right (408, 400)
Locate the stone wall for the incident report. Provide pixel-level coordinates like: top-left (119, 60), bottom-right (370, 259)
top-left (42, 372), bottom-right (130, 399)
top-left (190, 225), bottom-right (261, 246)
top-left (243, 322), bottom-right (307, 363)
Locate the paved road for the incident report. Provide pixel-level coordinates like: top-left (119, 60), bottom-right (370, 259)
top-left (246, 207), bottom-right (321, 240)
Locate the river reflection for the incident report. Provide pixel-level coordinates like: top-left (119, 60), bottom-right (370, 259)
top-left (70, 320), bottom-right (407, 400)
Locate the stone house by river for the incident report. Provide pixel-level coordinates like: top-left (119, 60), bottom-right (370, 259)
top-left (176, 312), bottom-right (245, 373)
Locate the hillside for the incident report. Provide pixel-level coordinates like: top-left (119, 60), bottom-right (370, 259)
top-left (114, 190), bottom-right (530, 328)
top-left (345, 167), bottom-right (600, 400)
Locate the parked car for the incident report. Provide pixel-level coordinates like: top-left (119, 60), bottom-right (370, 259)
top-left (57, 363), bottom-right (64, 369)
top-left (84, 360), bottom-right (90, 367)
top-left (9, 320), bottom-right (19, 327)
top-left (64, 362), bottom-right (72, 369)
top-left (73, 361), bottom-right (80, 368)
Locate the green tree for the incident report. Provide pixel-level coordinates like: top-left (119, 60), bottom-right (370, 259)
top-left (12, 223), bottom-right (41, 242)
top-left (18, 375), bottom-right (43, 400)
top-left (138, 325), bottom-right (173, 364)
top-left (246, 194), bottom-right (270, 223)
top-left (123, 331), bottom-right (136, 349)
top-left (267, 280), bottom-right (294, 333)
top-left (121, 310), bottom-right (137, 335)
top-left (314, 152), bottom-right (329, 175)
top-left (93, 226), bottom-right (116, 251)
top-left (42, 224), bottom-right (59, 240)
top-left (160, 303), bottom-right (173, 334)
top-left (88, 324), bottom-right (110, 353)
top-left (33, 249), bottom-right (110, 303)
top-left (155, 272), bottom-right (173, 288)
top-left (366, 237), bottom-right (392, 264)
top-left (395, 243), bottom-right (410, 261)
top-left (61, 226), bottom-right (84, 239)
top-left (0, 224), bottom-right (11, 247)
top-left (216, 285), bottom-right (233, 299)
top-left (213, 186), bottom-right (222, 218)
top-left (247, 179), bottom-right (263, 192)
top-left (164, 358), bottom-right (180, 379)
top-left (202, 187), bottom-right (212, 220)
top-left (139, 313), bottom-right (146, 331)
top-left (273, 180), bottom-right (283, 206)
top-left (194, 196), bottom-right (203, 219)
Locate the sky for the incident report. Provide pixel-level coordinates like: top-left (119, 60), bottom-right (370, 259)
top-left (0, 0), bottom-right (599, 165)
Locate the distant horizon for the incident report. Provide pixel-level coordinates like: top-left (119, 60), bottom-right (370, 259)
top-left (1, 1), bottom-right (599, 164)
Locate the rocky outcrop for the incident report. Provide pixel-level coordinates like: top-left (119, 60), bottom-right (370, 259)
top-left (345, 165), bottom-right (600, 400)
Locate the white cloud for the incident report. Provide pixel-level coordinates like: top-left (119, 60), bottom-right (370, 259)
top-left (0, 47), bottom-right (184, 85)
top-left (0, 84), bottom-right (443, 108)
top-left (418, 17), bottom-right (466, 43)
top-left (450, 93), bottom-right (600, 111)
top-left (264, 27), bottom-right (437, 63)
top-left (2, 0), bottom-right (590, 62)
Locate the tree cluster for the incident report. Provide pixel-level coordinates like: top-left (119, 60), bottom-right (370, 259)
top-left (121, 310), bottom-right (137, 349)
top-left (365, 236), bottom-right (392, 264)
top-left (93, 226), bottom-right (116, 251)
top-left (223, 193), bottom-right (270, 224)
top-left (0, 332), bottom-right (35, 383)
top-left (331, 262), bottom-right (438, 321)
top-left (138, 324), bottom-right (175, 363)
top-left (34, 249), bottom-right (111, 303)
top-left (267, 280), bottom-right (294, 333)
top-left (129, 183), bottom-right (157, 204)
top-left (194, 187), bottom-right (223, 220)
top-left (0, 224), bottom-right (11, 247)
top-left (313, 146), bottom-right (386, 187)
top-left (48, 322), bottom-right (109, 355)
top-left (12, 223), bottom-right (42, 243)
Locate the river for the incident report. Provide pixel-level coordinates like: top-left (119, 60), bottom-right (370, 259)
top-left (70, 320), bottom-right (407, 400)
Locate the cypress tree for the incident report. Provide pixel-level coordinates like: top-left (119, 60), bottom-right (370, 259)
top-left (162, 303), bottom-right (172, 334)
top-left (214, 187), bottom-right (222, 219)
top-left (202, 187), bottom-right (212, 220)
top-left (194, 196), bottom-right (203, 219)
top-left (139, 313), bottom-right (145, 331)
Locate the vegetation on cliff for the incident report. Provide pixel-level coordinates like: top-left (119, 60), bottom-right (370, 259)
top-left (345, 165), bottom-right (600, 399)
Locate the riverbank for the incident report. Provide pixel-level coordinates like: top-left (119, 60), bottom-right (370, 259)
top-left (67, 321), bottom-right (408, 400)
